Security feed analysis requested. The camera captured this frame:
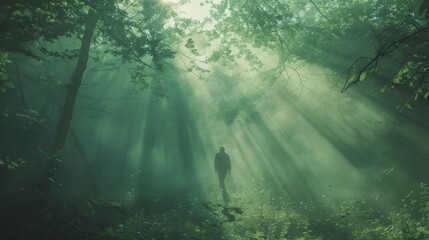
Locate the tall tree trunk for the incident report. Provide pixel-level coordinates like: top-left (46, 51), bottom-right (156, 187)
top-left (51, 8), bottom-right (99, 152)
top-left (36, 8), bottom-right (99, 203)
top-left (14, 61), bottom-right (29, 130)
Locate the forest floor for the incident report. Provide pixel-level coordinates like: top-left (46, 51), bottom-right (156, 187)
top-left (1, 184), bottom-right (429, 240)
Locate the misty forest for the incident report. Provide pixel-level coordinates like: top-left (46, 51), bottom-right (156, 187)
top-left (1, 0), bottom-right (429, 239)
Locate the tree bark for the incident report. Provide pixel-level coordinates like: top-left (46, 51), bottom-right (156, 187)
top-left (36, 8), bottom-right (99, 203)
top-left (51, 8), bottom-right (99, 153)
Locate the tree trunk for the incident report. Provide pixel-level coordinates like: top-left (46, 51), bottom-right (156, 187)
top-left (13, 61), bottom-right (29, 130)
top-left (51, 8), bottom-right (99, 152)
top-left (36, 8), bottom-right (99, 203)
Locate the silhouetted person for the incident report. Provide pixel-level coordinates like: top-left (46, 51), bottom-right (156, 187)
top-left (214, 147), bottom-right (231, 204)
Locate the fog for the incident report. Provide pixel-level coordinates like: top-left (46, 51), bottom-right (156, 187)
top-left (1, 1), bottom-right (429, 239)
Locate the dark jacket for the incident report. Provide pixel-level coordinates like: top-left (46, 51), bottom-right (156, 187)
top-left (214, 152), bottom-right (231, 174)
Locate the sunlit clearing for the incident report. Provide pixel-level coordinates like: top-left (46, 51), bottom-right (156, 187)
top-left (166, 52), bottom-right (429, 213)
top-left (66, 50), bottom-right (429, 215)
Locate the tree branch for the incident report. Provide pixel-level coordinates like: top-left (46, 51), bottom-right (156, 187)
top-left (342, 24), bottom-right (429, 92)
top-left (309, 0), bottom-right (333, 27)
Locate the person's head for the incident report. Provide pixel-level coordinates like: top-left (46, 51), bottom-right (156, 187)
top-left (219, 146), bottom-right (225, 152)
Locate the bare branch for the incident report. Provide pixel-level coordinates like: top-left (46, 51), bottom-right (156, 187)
top-left (342, 24), bottom-right (429, 92)
top-left (309, 0), bottom-right (333, 27)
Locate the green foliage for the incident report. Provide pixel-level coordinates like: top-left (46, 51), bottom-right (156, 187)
top-left (0, 0), bottom-right (181, 98)
top-left (183, 202), bottom-right (243, 240)
top-left (0, 156), bottom-right (29, 169)
top-left (196, 173), bottom-right (429, 240)
top-left (185, 38), bottom-right (199, 56)
top-left (202, 201), bottom-right (243, 223)
top-left (204, 0), bottom-right (429, 108)
top-left (3, 181), bottom-right (429, 240)
top-left (393, 61), bottom-right (429, 103)
top-left (0, 1), bottom-right (84, 55)
top-left (204, 0), bottom-right (294, 69)
top-left (0, 51), bottom-right (14, 93)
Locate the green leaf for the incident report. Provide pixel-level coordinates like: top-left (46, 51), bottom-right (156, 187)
top-left (359, 71), bottom-right (367, 81)
top-left (185, 38), bottom-right (195, 49)
top-left (393, 76), bottom-right (403, 84)
top-left (424, 92), bottom-right (429, 99)
top-left (347, 72), bottom-right (356, 83)
top-left (398, 65), bottom-right (409, 76)
top-left (405, 103), bottom-right (413, 110)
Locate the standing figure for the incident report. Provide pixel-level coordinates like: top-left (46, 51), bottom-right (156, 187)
top-left (214, 146), bottom-right (231, 190)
